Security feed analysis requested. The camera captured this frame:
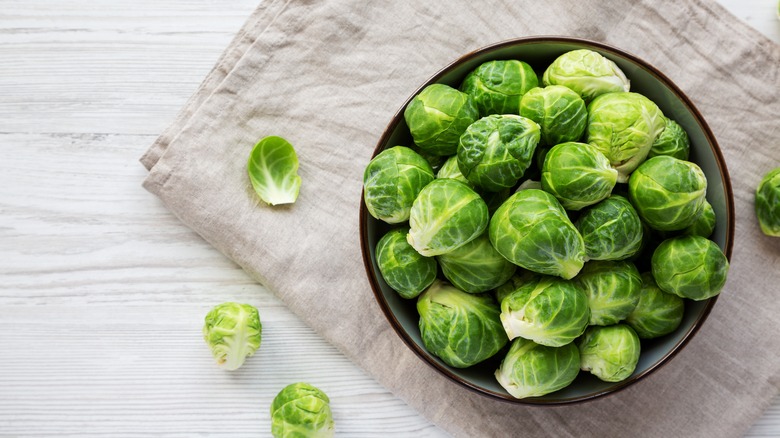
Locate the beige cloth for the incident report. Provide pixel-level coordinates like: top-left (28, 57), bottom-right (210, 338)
top-left (142, 1), bottom-right (780, 436)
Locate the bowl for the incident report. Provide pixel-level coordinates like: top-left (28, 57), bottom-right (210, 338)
top-left (359, 36), bottom-right (734, 404)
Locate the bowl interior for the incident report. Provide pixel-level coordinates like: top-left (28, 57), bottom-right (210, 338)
top-left (360, 37), bottom-right (734, 404)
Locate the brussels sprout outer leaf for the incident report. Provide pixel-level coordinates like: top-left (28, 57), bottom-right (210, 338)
top-left (270, 383), bottom-right (335, 438)
top-left (578, 324), bottom-right (641, 382)
top-left (247, 136), bottom-right (302, 206)
top-left (203, 302), bottom-right (262, 371)
top-left (495, 338), bottom-right (580, 399)
top-left (756, 167), bottom-right (780, 237)
top-left (375, 228), bottom-right (437, 299)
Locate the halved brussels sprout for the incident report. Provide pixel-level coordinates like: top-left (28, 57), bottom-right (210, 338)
top-left (540, 142), bottom-right (617, 210)
top-left (437, 233), bottom-right (516, 294)
top-left (363, 146), bottom-right (434, 224)
top-left (628, 156), bottom-right (708, 231)
top-left (375, 228), bottom-right (437, 299)
top-left (756, 167), bottom-right (780, 237)
top-left (270, 383), bottom-right (334, 438)
top-left (436, 155), bottom-right (471, 186)
top-left (500, 276), bottom-right (590, 347)
top-left (625, 272), bottom-right (685, 339)
top-left (457, 114), bottom-right (540, 192)
top-left (651, 235), bottom-right (729, 301)
top-left (460, 59), bottom-right (538, 116)
top-left (489, 189), bottom-right (585, 279)
top-left (575, 195), bottom-right (643, 261)
top-left (495, 338), bottom-right (580, 399)
top-left (404, 83), bottom-right (479, 156)
top-left (203, 302), bottom-right (262, 371)
top-left (578, 324), bottom-right (640, 382)
top-left (417, 280), bottom-right (508, 368)
top-left (576, 260), bottom-right (641, 326)
top-left (683, 200), bottom-right (716, 238)
top-left (407, 178), bottom-right (489, 256)
top-left (648, 118), bottom-right (690, 160)
top-left (587, 92), bottom-right (666, 182)
top-left (542, 49), bottom-right (630, 101)
top-left (519, 85), bottom-right (587, 146)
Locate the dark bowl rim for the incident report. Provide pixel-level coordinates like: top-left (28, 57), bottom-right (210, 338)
top-left (358, 35), bottom-right (735, 405)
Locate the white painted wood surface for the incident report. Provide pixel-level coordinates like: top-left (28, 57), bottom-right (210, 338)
top-left (0, 1), bottom-right (777, 436)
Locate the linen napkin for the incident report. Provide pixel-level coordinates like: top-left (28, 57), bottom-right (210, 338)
top-left (142, 0), bottom-right (780, 436)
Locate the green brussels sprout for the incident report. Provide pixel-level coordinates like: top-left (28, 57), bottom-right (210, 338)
top-left (495, 338), bottom-right (580, 399)
top-left (756, 167), bottom-right (780, 237)
top-left (460, 59), bottom-right (538, 116)
top-left (540, 142), bottom-right (618, 210)
top-left (541, 49), bottom-right (630, 101)
top-left (575, 195), bottom-right (643, 261)
top-left (628, 156), bottom-right (708, 231)
top-left (436, 155), bottom-right (471, 186)
top-left (587, 92), bottom-right (666, 182)
top-left (578, 324), bottom-right (641, 382)
top-left (500, 276), bottom-right (590, 347)
top-left (682, 200), bottom-right (716, 238)
top-left (457, 114), bottom-right (541, 192)
top-left (203, 302), bottom-right (262, 371)
top-left (417, 280), bottom-right (508, 368)
top-left (437, 233), bottom-right (517, 294)
top-left (489, 189), bottom-right (586, 279)
top-left (375, 228), bottom-right (437, 299)
top-left (270, 383), bottom-right (334, 438)
top-left (407, 178), bottom-right (489, 256)
top-left (576, 260), bottom-right (642, 326)
top-left (494, 270), bottom-right (541, 304)
top-left (363, 146), bottom-right (435, 224)
top-left (651, 235), bottom-right (729, 301)
top-left (404, 84), bottom-right (479, 156)
top-left (625, 272), bottom-right (685, 339)
top-left (519, 85), bottom-right (588, 146)
top-left (648, 118), bottom-right (690, 160)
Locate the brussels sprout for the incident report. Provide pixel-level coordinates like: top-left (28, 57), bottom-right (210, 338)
top-left (755, 167), bottom-right (780, 237)
top-left (494, 270), bottom-right (541, 304)
top-left (437, 233), bottom-right (516, 294)
top-left (270, 383), bottom-right (334, 438)
top-left (417, 280), bottom-right (508, 368)
top-left (460, 59), bottom-right (538, 116)
top-left (578, 324), bottom-right (641, 382)
top-left (436, 155), bottom-right (471, 186)
top-left (651, 235), bottom-right (729, 301)
top-left (628, 156), bottom-right (708, 231)
top-left (489, 189), bottom-right (586, 279)
top-left (683, 200), bottom-right (716, 238)
top-left (575, 195), bottom-right (643, 261)
top-left (247, 136), bottom-right (302, 206)
top-left (540, 142), bottom-right (618, 210)
top-left (576, 260), bottom-right (641, 326)
top-left (407, 179), bottom-right (489, 256)
top-left (363, 146), bottom-right (435, 224)
top-left (648, 118), bottom-right (690, 160)
top-left (375, 228), bottom-right (437, 299)
top-left (519, 85), bottom-right (588, 146)
top-left (542, 49), bottom-right (630, 101)
top-left (500, 276), bottom-right (590, 347)
top-left (203, 302), bottom-right (262, 371)
top-left (404, 84), bottom-right (479, 156)
top-left (587, 92), bottom-right (666, 182)
top-left (495, 338), bottom-right (580, 399)
top-left (457, 114), bottom-right (541, 192)
top-left (625, 272), bottom-right (685, 339)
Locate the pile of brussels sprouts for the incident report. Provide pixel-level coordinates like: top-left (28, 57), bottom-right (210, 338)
top-left (364, 49), bottom-right (730, 399)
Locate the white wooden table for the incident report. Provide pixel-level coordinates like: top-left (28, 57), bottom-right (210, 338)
top-left (1, 1), bottom-right (778, 436)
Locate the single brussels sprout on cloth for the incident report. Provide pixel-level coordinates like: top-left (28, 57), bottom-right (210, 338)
top-left (437, 233), bottom-right (517, 294)
top-left (519, 85), bottom-right (588, 146)
top-left (755, 167), bottom-right (780, 237)
top-left (404, 83), bottom-right (479, 156)
top-left (490, 189), bottom-right (586, 279)
top-left (460, 59), bottom-right (538, 116)
top-left (407, 178), bottom-right (489, 256)
top-left (628, 156), bottom-right (708, 231)
top-left (542, 49), bottom-right (630, 101)
top-left (576, 260), bottom-right (642, 326)
top-left (270, 383), bottom-right (335, 438)
top-left (375, 228), bottom-right (437, 299)
top-left (626, 272), bottom-right (685, 339)
top-left (495, 338), bottom-right (580, 399)
top-left (363, 146), bottom-right (435, 224)
top-left (457, 114), bottom-right (541, 192)
top-left (436, 155), bottom-right (471, 186)
top-left (202, 302), bottom-right (262, 371)
top-left (578, 324), bottom-right (641, 382)
top-left (247, 136), bottom-right (302, 206)
top-left (683, 199), bottom-right (716, 238)
top-left (540, 142), bottom-right (618, 210)
top-left (587, 92), bottom-right (666, 182)
top-left (417, 280), bottom-right (508, 368)
top-left (575, 195), bottom-right (644, 261)
top-left (651, 235), bottom-right (729, 301)
top-left (500, 276), bottom-right (590, 347)
top-left (648, 118), bottom-right (690, 160)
